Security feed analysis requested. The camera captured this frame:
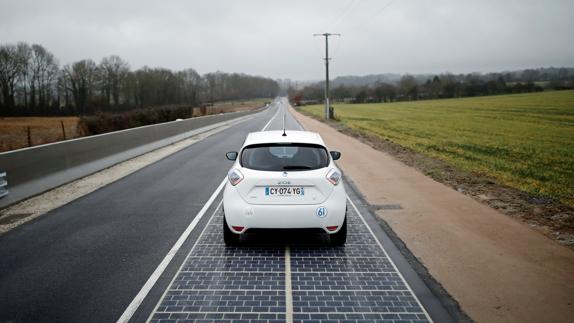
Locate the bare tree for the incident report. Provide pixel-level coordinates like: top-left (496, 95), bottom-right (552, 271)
top-left (3, 41), bottom-right (279, 116)
top-left (178, 68), bottom-right (201, 106)
top-left (373, 82), bottom-right (397, 102)
top-left (56, 71), bottom-right (70, 108)
top-left (28, 44), bottom-right (58, 110)
top-left (203, 72), bottom-right (218, 103)
top-left (62, 59), bottom-right (98, 114)
top-left (99, 55), bottom-right (129, 108)
top-left (398, 74), bottom-right (418, 100)
top-left (0, 43), bottom-right (29, 111)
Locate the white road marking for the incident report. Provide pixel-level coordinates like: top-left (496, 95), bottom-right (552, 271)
top-left (118, 101), bottom-right (279, 322)
top-left (144, 200), bottom-right (223, 323)
top-left (347, 195), bottom-right (434, 323)
top-left (285, 245), bottom-right (294, 323)
top-left (116, 179), bottom-right (226, 323)
top-left (262, 102), bottom-right (282, 131)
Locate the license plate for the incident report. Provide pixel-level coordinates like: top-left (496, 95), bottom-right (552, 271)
top-left (265, 186), bottom-right (305, 196)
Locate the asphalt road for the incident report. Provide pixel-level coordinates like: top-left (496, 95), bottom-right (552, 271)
top-left (0, 98), bottom-right (455, 323)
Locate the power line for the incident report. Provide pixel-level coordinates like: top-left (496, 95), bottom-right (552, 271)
top-left (330, 0), bottom-right (360, 28)
top-left (333, 0), bottom-right (397, 31)
top-left (313, 33), bottom-right (341, 120)
top-left (366, 0), bottom-right (396, 22)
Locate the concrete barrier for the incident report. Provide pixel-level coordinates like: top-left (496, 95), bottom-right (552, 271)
top-left (0, 108), bottom-right (263, 208)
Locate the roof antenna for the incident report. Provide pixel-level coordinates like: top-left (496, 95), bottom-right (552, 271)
top-left (282, 110), bottom-right (287, 136)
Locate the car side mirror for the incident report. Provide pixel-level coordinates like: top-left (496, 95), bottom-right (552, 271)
top-left (330, 151), bottom-right (341, 161)
top-left (226, 151), bottom-right (238, 161)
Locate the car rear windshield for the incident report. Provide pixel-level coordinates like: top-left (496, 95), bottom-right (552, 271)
top-left (240, 143), bottom-right (330, 171)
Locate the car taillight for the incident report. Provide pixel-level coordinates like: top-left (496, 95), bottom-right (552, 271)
top-left (326, 168), bottom-right (341, 185)
top-left (228, 169), bottom-right (244, 186)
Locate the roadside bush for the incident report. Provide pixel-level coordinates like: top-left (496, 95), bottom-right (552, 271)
top-left (78, 106), bottom-right (196, 135)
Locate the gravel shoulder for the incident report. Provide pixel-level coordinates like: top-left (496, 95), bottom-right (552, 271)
top-left (292, 107), bottom-right (574, 323)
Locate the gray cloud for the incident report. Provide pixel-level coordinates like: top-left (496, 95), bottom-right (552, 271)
top-left (1, 0), bottom-right (573, 80)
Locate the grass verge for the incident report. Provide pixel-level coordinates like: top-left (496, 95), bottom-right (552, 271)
top-left (300, 91), bottom-right (574, 245)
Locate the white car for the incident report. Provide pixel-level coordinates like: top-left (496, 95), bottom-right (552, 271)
top-left (223, 130), bottom-right (347, 246)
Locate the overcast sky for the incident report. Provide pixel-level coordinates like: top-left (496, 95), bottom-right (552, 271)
top-left (1, 0), bottom-right (573, 80)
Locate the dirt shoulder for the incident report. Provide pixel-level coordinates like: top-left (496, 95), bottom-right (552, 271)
top-left (292, 107), bottom-right (574, 323)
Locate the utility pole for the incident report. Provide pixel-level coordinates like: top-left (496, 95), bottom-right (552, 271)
top-left (314, 33), bottom-right (340, 119)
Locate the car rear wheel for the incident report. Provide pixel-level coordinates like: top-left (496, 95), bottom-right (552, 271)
top-left (223, 216), bottom-right (240, 246)
top-left (329, 216), bottom-right (347, 246)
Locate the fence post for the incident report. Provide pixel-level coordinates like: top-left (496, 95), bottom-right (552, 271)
top-left (27, 126), bottom-right (32, 147)
top-left (60, 120), bottom-right (67, 140)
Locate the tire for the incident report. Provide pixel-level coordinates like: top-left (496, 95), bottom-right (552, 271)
top-left (223, 216), bottom-right (240, 246)
top-left (330, 216), bottom-right (347, 246)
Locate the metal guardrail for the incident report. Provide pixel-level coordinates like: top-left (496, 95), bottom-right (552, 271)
top-left (0, 172), bottom-right (7, 198)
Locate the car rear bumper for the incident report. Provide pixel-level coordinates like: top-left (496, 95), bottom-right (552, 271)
top-left (223, 183), bottom-right (346, 234)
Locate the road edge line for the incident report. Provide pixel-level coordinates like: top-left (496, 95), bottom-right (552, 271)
top-left (116, 178), bottom-right (226, 323)
top-left (144, 200), bottom-right (223, 323)
top-left (262, 102), bottom-right (281, 131)
top-left (347, 195), bottom-right (435, 323)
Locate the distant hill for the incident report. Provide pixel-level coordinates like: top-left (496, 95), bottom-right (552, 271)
top-left (330, 74), bottom-right (402, 87)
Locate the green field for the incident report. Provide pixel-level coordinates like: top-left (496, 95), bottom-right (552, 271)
top-left (302, 91), bottom-right (574, 206)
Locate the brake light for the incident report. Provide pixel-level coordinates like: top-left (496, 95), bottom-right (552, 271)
top-left (228, 169), bottom-right (244, 186)
top-left (326, 226), bottom-right (338, 231)
top-left (232, 226), bottom-right (245, 232)
top-left (326, 168), bottom-right (341, 185)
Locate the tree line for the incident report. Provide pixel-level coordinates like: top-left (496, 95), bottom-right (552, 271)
top-left (289, 68), bottom-right (574, 105)
top-left (0, 42), bottom-right (279, 116)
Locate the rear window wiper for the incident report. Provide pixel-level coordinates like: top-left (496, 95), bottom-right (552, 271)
top-left (283, 165), bottom-right (313, 170)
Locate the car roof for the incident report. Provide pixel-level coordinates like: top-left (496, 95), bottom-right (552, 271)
top-left (243, 130), bottom-right (326, 147)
